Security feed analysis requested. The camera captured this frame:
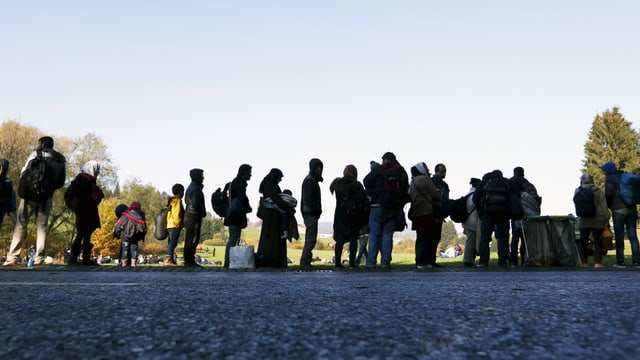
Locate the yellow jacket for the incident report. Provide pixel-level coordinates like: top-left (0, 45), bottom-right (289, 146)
top-left (166, 196), bottom-right (184, 229)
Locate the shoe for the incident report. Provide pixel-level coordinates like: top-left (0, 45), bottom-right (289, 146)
top-left (475, 263), bottom-right (487, 268)
top-left (633, 262), bottom-right (640, 268)
top-left (463, 262), bottom-right (474, 268)
top-left (2, 259), bottom-right (17, 267)
top-left (417, 265), bottom-right (433, 269)
top-left (510, 264), bottom-right (518, 269)
top-left (82, 260), bottom-right (100, 266)
top-left (613, 263), bottom-right (626, 269)
top-left (163, 259), bottom-right (177, 267)
top-left (432, 263), bottom-right (443, 268)
top-left (594, 263), bottom-right (605, 268)
top-left (299, 264), bottom-right (313, 271)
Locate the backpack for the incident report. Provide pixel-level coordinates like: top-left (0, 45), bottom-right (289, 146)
top-left (481, 175), bottom-right (511, 217)
top-left (619, 172), bottom-right (640, 206)
top-left (449, 194), bottom-right (472, 223)
top-left (346, 183), bottom-right (370, 229)
top-left (211, 182), bottom-right (230, 218)
top-left (378, 167), bottom-right (408, 209)
top-left (154, 207), bottom-right (169, 240)
top-left (18, 150), bottom-right (66, 202)
top-left (573, 186), bottom-right (596, 217)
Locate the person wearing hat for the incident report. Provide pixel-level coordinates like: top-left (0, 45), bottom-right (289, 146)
top-left (601, 161), bottom-right (640, 268)
top-left (363, 152), bottom-right (409, 268)
top-left (462, 178), bottom-right (482, 267)
top-left (408, 162), bottom-right (440, 269)
top-left (114, 201), bottom-right (147, 267)
top-left (183, 168), bottom-right (206, 267)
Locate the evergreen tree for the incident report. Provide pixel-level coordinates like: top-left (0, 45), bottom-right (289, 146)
top-left (582, 107), bottom-right (640, 187)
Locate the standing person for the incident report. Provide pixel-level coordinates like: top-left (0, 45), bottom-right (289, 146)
top-left (115, 201), bottom-right (147, 267)
top-left (68, 161), bottom-right (104, 266)
top-left (510, 166), bottom-right (531, 194)
top-left (329, 164), bottom-right (367, 268)
top-left (0, 159), bottom-right (16, 229)
top-left (224, 164), bottom-right (253, 268)
top-left (363, 152), bottom-right (409, 269)
top-left (257, 168), bottom-right (289, 268)
top-left (431, 163), bottom-right (450, 267)
top-left (163, 183), bottom-right (185, 267)
top-left (462, 178), bottom-right (481, 267)
top-left (183, 168), bottom-right (206, 267)
top-left (300, 158), bottom-right (324, 271)
top-left (3, 136), bottom-right (66, 267)
top-left (601, 161), bottom-right (640, 268)
top-left (510, 182), bottom-right (542, 267)
top-left (473, 170), bottom-right (514, 268)
top-left (575, 174), bottom-right (609, 268)
top-left (408, 162), bottom-right (440, 269)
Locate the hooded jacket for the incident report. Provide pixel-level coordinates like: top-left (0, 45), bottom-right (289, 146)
top-left (301, 158), bottom-right (323, 216)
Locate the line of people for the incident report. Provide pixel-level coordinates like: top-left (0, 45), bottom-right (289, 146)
top-left (3, 137), bottom-right (639, 269)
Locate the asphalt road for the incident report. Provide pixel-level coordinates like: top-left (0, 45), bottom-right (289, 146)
top-left (1, 266), bottom-right (639, 359)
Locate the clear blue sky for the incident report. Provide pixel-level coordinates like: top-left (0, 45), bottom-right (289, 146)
top-left (2, 1), bottom-right (639, 224)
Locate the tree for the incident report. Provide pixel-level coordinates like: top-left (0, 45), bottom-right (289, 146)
top-left (583, 107), bottom-right (640, 187)
top-left (92, 197), bottom-right (123, 257)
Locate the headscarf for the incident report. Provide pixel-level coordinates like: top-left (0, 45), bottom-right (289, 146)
top-left (81, 160), bottom-right (100, 177)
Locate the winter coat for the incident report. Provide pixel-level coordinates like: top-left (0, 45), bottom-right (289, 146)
top-left (330, 175), bottom-right (366, 236)
top-left (225, 175), bottom-right (252, 228)
top-left (462, 187), bottom-right (479, 232)
top-left (301, 158), bottom-right (323, 216)
top-left (408, 174), bottom-right (440, 219)
top-left (71, 172), bottom-right (104, 234)
top-left (166, 196), bottom-right (184, 229)
top-left (604, 172), bottom-right (635, 211)
top-left (185, 182), bottom-right (206, 218)
top-left (115, 210), bottom-right (147, 242)
top-left (576, 184), bottom-right (609, 229)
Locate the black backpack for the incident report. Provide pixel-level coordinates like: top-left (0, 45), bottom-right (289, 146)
top-left (346, 183), bottom-right (370, 229)
top-left (482, 176), bottom-right (511, 217)
top-left (154, 207), bottom-right (169, 240)
top-left (573, 186), bottom-right (596, 217)
top-left (18, 150), bottom-right (66, 202)
top-left (211, 182), bottom-right (230, 218)
top-left (449, 194), bottom-right (473, 223)
top-left (378, 167), bottom-right (408, 209)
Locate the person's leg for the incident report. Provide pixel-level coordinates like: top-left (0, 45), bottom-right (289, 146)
top-left (591, 228), bottom-right (604, 265)
top-left (183, 215), bottom-right (199, 264)
top-left (463, 229), bottom-right (477, 266)
top-left (624, 212), bottom-right (640, 265)
top-left (496, 221), bottom-right (510, 266)
top-left (578, 228), bottom-right (589, 266)
top-left (300, 215), bottom-right (319, 267)
top-left (478, 216), bottom-right (493, 266)
top-left (224, 225), bottom-right (242, 268)
top-left (130, 241), bottom-right (138, 267)
top-left (415, 228), bottom-right (427, 267)
top-left (380, 210), bottom-right (396, 267)
top-left (612, 211), bottom-right (626, 265)
top-left (6, 200), bottom-right (29, 262)
top-left (510, 223), bottom-right (522, 266)
top-left (69, 232), bottom-right (82, 264)
top-left (165, 228), bottom-right (180, 264)
top-left (366, 207), bottom-right (383, 267)
top-left (34, 198), bottom-right (52, 264)
top-left (348, 233), bottom-right (358, 267)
